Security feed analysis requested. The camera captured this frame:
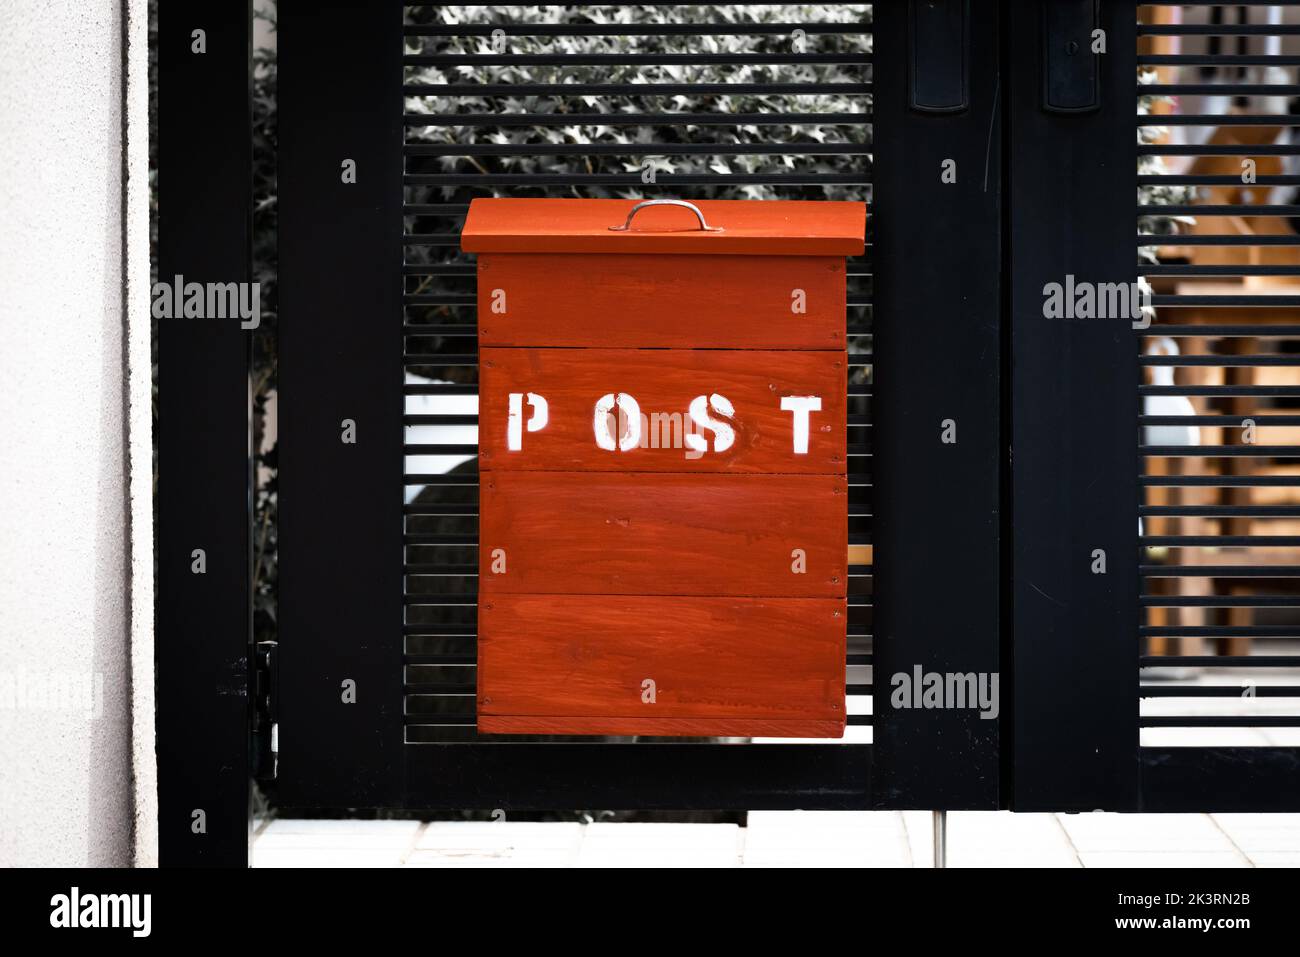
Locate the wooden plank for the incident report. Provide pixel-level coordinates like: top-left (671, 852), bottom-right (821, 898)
top-left (479, 347), bottom-right (847, 473)
top-left (461, 197), bottom-right (867, 257)
top-left (478, 253), bottom-right (845, 349)
top-left (478, 595), bottom-right (846, 738)
top-left (479, 472), bottom-right (848, 596)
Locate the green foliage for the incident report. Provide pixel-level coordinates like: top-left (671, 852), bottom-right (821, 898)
top-left (403, 5), bottom-right (872, 225)
top-left (1137, 68), bottom-right (1196, 262)
top-left (252, 3), bottom-right (279, 643)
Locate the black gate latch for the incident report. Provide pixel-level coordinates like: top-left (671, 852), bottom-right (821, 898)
top-left (1043, 0), bottom-right (1101, 113)
top-left (909, 0), bottom-right (969, 114)
top-left (253, 640), bottom-right (277, 781)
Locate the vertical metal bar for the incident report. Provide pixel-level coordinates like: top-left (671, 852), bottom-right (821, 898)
top-left (156, 0), bottom-right (253, 865)
top-left (871, 0), bottom-right (1003, 809)
top-left (277, 0), bottom-right (405, 806)
top-left (932, 810), bottom-right (947, 868)
top-left (1007, 0), bottom-right (1140, 811)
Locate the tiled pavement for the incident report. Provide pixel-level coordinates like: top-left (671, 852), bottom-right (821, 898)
top-left (252, 658), bottom-right (1300, 867)
top-left (251, 811), bottom-right (1300, 867)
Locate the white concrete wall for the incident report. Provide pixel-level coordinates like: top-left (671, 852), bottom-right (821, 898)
top-left (0, 1), bottom-right (147, 867)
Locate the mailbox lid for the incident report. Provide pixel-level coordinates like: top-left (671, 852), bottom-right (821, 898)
top-left (461, 198), bottom-right (866, 256)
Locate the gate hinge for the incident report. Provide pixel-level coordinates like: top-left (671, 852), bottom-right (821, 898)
top-left (253, 640), bottom-right (278, 781)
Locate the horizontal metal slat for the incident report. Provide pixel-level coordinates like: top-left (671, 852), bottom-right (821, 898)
top-left (1140, 716), bottom-right (1300, 728)
top-left (1136, 0), bottom-right (1300, 4)
top-left (404, 383), bottom-right (478, 396)
top-left (404, 233), bottom-right (464, 246)
top-left (411, 1), bottom-right (866, 4)
top-left (1142, 352), bottom-right (1300, 363)
top-left (404, 22), bottom-right (870, 36)
top-left (1140, 656), bottom-right (1300, 668)
top-left (404, 173), bottom-right (872, 186)
top-left (1141, 685), bottom-right (1300, 697)
top-left (405, 81), bottom-right (872, 97)
top-left (1141, 564), bottom-right (1300, 576)
top-left (1138, 114), bottom-right (1300, 126)
top-left (1142, 323), bottom-right (1300, 336)
top-left (403, 324), bottom-right (476, 335)
top-left (403, 502), bottom-right (477, 515)
top-left (1140, 415), bottom-right (1300, 426)
top-left (1142, 265), bottom-right (1300, 278)
top-left (404, 563), bottom-right (479, 575)
top-left (1142, 625), bottom-right (1300, 637)
top-left (403, 264), bottom-right (474, 276)
top-left (405, 142), bottom-right (871, 156)
top-left (404, 414), bottom-right (478, 425)
top-left (1141, 84), bottom-right (1300, 96)
top-left (1141, 385), bottom-right (1300, 397)
top-left (1140, 447), bottom-right (1300, 457)
top-left (1142, 594), bottom-right (1300, 607)
top-left (1138, 56), bottom-right (1300, 67)
top-left (404, 534), bottom-right (478, 546)
top-left (402, 203), bottom-right (470, 215)
top-left (1139, 144), bottom-right (1300, 157)
top-left (404, 351), bottom-right (477, 363)
top-left (404, 53), bottom-right (870, 67)
top-left (404, 444), bottom-right (479, 455)
top-left (1139, 234), bottom-right (1300, 246)
top-left (1138, 24), bottom-right (1300, 36)
top-left (1142, 476), bottom-right (1300, 488)
top-left (1141, 537), bottom-right (1300, 549)
top-left (1141, 504), bottom-right (1300, 516)
top-left (403, 714), bottom-right (476, 726)
top-left (404, 111), bottom-right (872, 126)
top-left (1141, 205), bottom-right (1300, 217)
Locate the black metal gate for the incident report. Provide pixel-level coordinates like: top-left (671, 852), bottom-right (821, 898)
top-left (155, 1), bottom-right (1300, 866)
top-left (1011, 1), bottom-right (1300, 812)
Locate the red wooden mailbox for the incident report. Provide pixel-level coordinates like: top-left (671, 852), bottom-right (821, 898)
top-left (462, 197), bottom-right (866, 738)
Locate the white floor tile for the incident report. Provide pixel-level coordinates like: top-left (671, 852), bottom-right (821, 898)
top-left (1209, 822), bottom-right (1300, 854)
top-left (945, 812), bottom-right (1080, 868)
top-left (260, 818), bottom-right (421, 837)
top-left (1078, 851), bottom-right (1251, 868)
top-left (252, 847), bottom-right (405, 868)
top-left (1246, 852), bottom-right (1300, 867)
top-left (249, 813), bottom-right (1300, 867)
top-left (576, 822), bottom-right (743, 867)
top-left (901, 810), bottom-right (936, 866)
top-left (410, 821), bottom-right (583, 865)
top-left (255, 832), bottom-right (419, 852)
top-left (416, 820), bottom-right (583, 852)
top-left (742, 811), bottom-right (910, 867)
top-left (403, 847), bottom-right (578, 867)
top-left (1057, 812), bottom-right (1240, 854)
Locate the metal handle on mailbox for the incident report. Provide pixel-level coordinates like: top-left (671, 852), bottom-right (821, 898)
top-left (608, 199), bottom-right (723, 233)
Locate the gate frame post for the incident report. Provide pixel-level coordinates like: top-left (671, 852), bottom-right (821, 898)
top-left (156, 0), bottom-right (255, 866)
top-left (1006, 0), bottom-right (1141, 812)
top-left (276, 0), bottom-right (407, 808)
top-left (870, 0), bottom-right (1004, 810)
